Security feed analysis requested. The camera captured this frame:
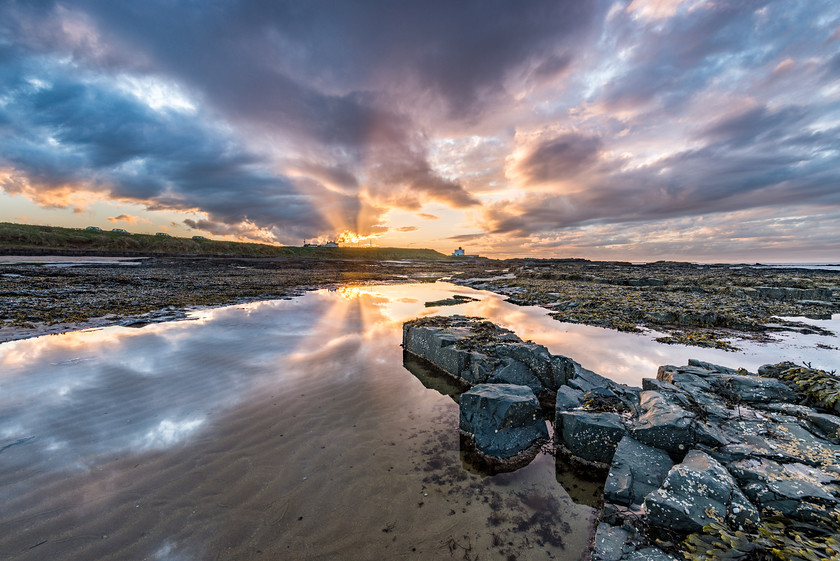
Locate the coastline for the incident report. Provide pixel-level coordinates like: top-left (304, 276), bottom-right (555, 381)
top-left (1, 254), bottom-right (837, 350)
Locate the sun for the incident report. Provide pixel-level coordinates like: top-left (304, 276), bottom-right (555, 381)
top-left (337, 230), bottom-right (382, 245)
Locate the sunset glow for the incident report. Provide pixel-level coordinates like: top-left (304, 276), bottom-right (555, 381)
top-left (0, 1), bottom-right (838, 261)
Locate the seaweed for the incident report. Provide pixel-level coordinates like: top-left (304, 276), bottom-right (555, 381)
top-left (682, 519), bottom-right (840, 561)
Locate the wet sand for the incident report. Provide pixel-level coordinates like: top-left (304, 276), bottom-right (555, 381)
top-left (4, 282), bottom-right (836, 561)
top-left (0, 289), bottom-right (596, 561)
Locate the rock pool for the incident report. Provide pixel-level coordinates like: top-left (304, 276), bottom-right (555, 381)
top-left (0, 282), bottom-right (836, 560)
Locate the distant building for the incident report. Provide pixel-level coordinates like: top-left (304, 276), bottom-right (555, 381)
top-left (303, 239), bottom-right (339, 247)
top-left (452, 246), bottom-right (479, 258)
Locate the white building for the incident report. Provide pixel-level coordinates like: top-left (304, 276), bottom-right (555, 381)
top-left (452, 247), bottom-right (465, 256)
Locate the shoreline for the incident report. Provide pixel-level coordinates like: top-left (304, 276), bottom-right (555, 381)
top-left (2, 254), bottom-right (837, 350)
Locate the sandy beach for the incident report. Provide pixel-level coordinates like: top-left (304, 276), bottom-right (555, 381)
top-left (0, 289), bottom-right (598, 561)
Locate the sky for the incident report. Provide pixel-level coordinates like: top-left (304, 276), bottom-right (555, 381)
top-left (1, 0), bottom-right (839, 261)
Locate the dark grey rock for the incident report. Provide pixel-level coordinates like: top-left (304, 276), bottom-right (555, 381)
top-left (805, 411), bottom-right (840, 441)
top-left (645, 450), bottom-right (759, 534)
top-left (462, 351), bottom-right (495, 384)
top-left (621, 548), bottom-right (680, 561)
top-left (402, 324), bottom-right (470, 376)
top-left (568, 364), bottom-right (615, 393)
top-left (642, 378), bottom-right (679, 393)
top-left (593, 523), bottom-right (629, 561)
top-left (604, 436), bottom-right (674, 507)
top-left (631, 391), bottom-right (694, 454)
top-left (558, 411), bottom-right (626, 465)
top-left (459, 384), bottom-right (548, 459)
top-left (687, 359), bottom-right (746, 376)
top-left (727, 457), bottom-right (839, 525)
top-left (717, 420), bottom-right (840, 468)
top-left (555, 385), bottom-right (585, 411)
top-left (403, 317), bottom-right (582, 396)
top-left (709, 374), bottom-right (798, 403)
top-left (496, 342), bottom-right (562, 392)
top-left (488, 358), bottom-right (543, 393)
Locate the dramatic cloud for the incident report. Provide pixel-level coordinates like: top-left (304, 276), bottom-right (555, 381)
top-left (0, 0), bottom-right (838, 259)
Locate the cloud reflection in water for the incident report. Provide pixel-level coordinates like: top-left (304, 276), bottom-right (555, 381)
top-left (0, 281), bottom-right (837, 484)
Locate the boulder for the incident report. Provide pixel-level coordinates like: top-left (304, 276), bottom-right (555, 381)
top-left (568, 364), bottom-right (615, 393)
top-left (488, 357), bottom-right (544, 393)
top-left (604, 436), bottom-right (674, 507)
top-left (593, 523), bottom-right (629, 561)
top-left (631, 391), bottom-right (694, 454)
top-left (644, 450), bottom-right (759, 534)
top-left (459, 384), bottom-right (548, 461)
top-left (555, 385), bottom-right (585, 411)
top-left (557, 411), bottom-right (626, 465)
top-left (496, 342), bottom-right (567, 391)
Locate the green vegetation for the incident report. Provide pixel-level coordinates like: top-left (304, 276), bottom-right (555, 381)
top-left (0, 222), bottom-right (450, 260)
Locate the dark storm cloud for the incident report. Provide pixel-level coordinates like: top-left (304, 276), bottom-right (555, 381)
top-left (516, 133), bottom-right (604, 183)
top-left (2, 0), bottom-right (839, 258)
top-left (3, 0), bottom-right (528, 230)
top-left (487, 119), bottom-right (840, 237)
top-left (0, 52), bottom-right (336, 238)
top-left (230, 0), bottom-right (599, 118)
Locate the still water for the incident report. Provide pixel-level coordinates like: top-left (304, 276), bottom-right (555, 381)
top-left (0, 282), bottom-right (836, 561)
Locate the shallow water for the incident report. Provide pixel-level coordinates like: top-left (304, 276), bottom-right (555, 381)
top-left (0, 282), bottom-right (836, 560)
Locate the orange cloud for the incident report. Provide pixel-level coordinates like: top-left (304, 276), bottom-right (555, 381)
top-left (107, 214), bottom-right (142, 224)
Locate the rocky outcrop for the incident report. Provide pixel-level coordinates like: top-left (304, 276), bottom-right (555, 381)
top-left (402, 316), bottom-right (840, 560)
top-left (458, 383), bottom-right (548, 471)
top-left (740, 286), bottom-right (833, 302)
top-left (402, 316), bottom-right (571, 399)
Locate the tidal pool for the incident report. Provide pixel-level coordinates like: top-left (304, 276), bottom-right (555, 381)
top-left (0, 282), bottom-right (836, 561)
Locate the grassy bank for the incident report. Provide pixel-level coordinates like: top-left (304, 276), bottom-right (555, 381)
top-left (0, 222), bottom-right (451, 260)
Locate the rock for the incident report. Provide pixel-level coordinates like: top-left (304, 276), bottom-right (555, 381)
top-left (402, 323), bottom-right (471, 376)
top-left (631, 391), bottom-right (694, 455)
top-left (604, 436), bottom-right (674, 507)
top-left (727, 457), bottom-right (840, 526)
top-left (593, 523), bottom-right (629, 561)
top-left (642, 378), bottom-right (679, 393)
top-left (555, 385), bottom-right (585, 411)
top-left (487, 357), bottom-right (544, 393)
top-left (568, 363), bottom-right (615, 393)
top-left (621, 548), bottom-right (680, 561)
top-left (459, 384), bottom-right (548, 462)
top-left (746, 286), bottom-right (833, 301)
top-left (644, 450), bottom-right (759, 534)
top-left (708, 374), bottom-right (798, 403)
top-left (557, 411), bottom-right (626, 466)
top-left (806, 411), bottom-right (840, 441)
top-left (716, 420), bottom-right (840, 469)
top-left (687, 359), bottom-right (745, 376)
top-left (758, 402), bottom-right (840, 441)
top-left (403, 316), bottom-right (577, 396)
top-left (496, 342), bottom-right (566, 391)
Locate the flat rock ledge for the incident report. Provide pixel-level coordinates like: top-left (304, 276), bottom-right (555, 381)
top-left (402, 316), bottom-right (840, 560)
